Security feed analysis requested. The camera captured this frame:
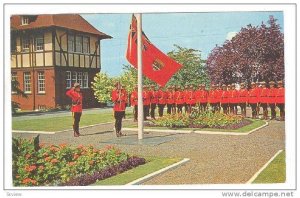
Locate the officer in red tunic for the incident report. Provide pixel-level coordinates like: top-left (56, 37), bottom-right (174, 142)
top-left (143, 85), bottom-right (151, 120)
top-left (228, 84), bottom-right (238, 114)
top-left (130, 85), bottom-right (138, 122)
top-left (259, 82), bottom-right (269, 120)
top-left (221, 84), bottom-right (229, 114)
top-left (166, 86), bottom-right (174, 114)
top-left (111, 82), bottom-right (128, 137)
top-left (238, 83), bottom-right (248, 117)
top-left (149, 85), bottom-right (158, 119)
top-left (157, 86), bottom-right (166, 117)
top-left (276, 81), bottom-right (285, 121)
top-left (195, 84), bottom-right (208, 113)
top-left (268, 81), bottom-right (277, 120)
top-left (66, 83), bottom-right (83, 137)
top-left (183, 85), bottom-right (189, 113)
top-left (171, 86), bottom-right (177, 114)
top-left (248, 82), bottom-right (260, 119)
top-left (175, 85), bottom-right (184, 114)
top-left (208, 84), bottom-right (216, 113)
top-left (185, 85), bottom-right (196, 114)
top-left (256, 82), bottom-right (262, 117)
top-left (215, 84), bottom-right (222, 113)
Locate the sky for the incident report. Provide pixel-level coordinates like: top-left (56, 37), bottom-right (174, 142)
top-left (82, 12), bottom-right (284, 77)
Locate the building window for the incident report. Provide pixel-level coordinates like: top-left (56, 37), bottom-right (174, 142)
top-left (66, 71), bottom-right (88, 89)
top-left (83, 72), bottom-right (88, 88)
top-left (68, 34), bottom-right (75, 52)
top-left (11, 72), bottom-right (17, 94)
top-left (35, 36), bottom-right (44, 51)
top-left (72, 71), bottom-right (77, 86)
top-left (83, 37), bottom-right (89, 54)
top-left (22, 37), bottom-right (30, 52)
top-left (66, 71), bottom-right (72, 89)
top-left (21, 16), bottom-right (29, 25)
top-left (37, 72), bottom-right (45, 93)
top-left (77, 72), bottom-right (82, 87)
top-left (75, 35), bottom-right (82, 53)
top-left (23, 72), bottom-right (31, 93)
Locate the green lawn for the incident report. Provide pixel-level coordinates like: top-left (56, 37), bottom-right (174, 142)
top-left (92, 157), bottom-right (182, 185)
top-left (12, 111), bottom-right (133, 132)
top-left (253, 151), bottom-right (286, 183)
top-left (126, 119), bottom-right (266, 133)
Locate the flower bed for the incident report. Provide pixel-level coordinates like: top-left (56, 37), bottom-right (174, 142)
top-left (12, 136), bottom-right (145, 186)
top-left (151, 111), bottom-right (246, 129)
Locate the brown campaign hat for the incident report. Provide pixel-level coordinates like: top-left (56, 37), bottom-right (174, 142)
top-left (269, 81), bottom-right (275, 84)
top-left (278, 81), bottom-right (283, 84)
top-left (251, 82), bottom-right (256, 85)
top-left (261, 81), bottom-right (266, 84)
top-left (222, 84), bottom-right (226, 87)
top-left (73, 82), bottom-right (80, 88)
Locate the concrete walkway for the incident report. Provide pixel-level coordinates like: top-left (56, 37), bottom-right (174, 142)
top-left (12, 116), bottom-right (285, 184)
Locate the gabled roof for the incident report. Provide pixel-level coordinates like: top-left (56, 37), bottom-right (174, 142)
top-left (11, 14), bottom-right (112, 39)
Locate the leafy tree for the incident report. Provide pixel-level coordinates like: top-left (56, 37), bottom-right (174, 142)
top-left (207, 16), bottom-right (284, 85)
top-left (91, 72), bottom-right (117, 103)
top-left (167, 45), bottom-right (210, 88)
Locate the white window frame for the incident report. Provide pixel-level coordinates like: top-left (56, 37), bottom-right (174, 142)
top-left (68, 34), bottom-right (75, 52)
top-left (22, 37), bottom-right (30, 52)
top-left (77, 72), bottom-right (83, 87)
top-left (72, 71), bottom-right (78, 86)
top-left (83, 72), bottom-right (88, 88)
top-left (37, 71), bottom-right (45, 94)
top-left (21, 16), bottom-right (29, 25)
top-left (11, 72), bottom-right (17, 94)
top-left (35, 36), bottom-right (44, 51)
top-left (23, 72), bottom-right (31, 93)
top-left (66, 71), bottom-right (72, 89)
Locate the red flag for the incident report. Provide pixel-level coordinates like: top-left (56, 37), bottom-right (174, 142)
top-left (126, 15), bottom-right (183, 87)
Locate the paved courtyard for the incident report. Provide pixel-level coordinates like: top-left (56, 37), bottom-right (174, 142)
top-left (12, 113), bottom-right (285, 184)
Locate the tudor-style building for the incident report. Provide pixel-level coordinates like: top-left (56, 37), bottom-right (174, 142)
top-left (11, 14), bottom-right (111, 110)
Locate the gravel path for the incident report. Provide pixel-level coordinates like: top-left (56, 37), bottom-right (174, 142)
top-left (12, 108), bottom-right (285, 184)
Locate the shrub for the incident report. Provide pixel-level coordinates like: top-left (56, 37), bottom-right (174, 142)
top-left (154, 112), bottom-right (243, 128)
top-left (12, 136), bottom-right (145, 186)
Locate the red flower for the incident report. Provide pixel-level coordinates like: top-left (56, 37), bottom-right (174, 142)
top-left (38, 165), bottom-right (44, 170)
top-left (77, 144), bottom-right (84, 149)
top-left (73, 154), bottom-right (79, 160)
top-left (45, 157), bottom-right (51, 162)
top-left (24, 165), bottom-right (37, 172)
top-left (59, 143), bottom-right (67, 148)
top-left (51, 159), bottom-right (59, 163)
top-left (43, 152), bottom-right (49, 157)
top-left (68, 162), bottom-right (76, 166)
top-left (25, 154), bottom-right (31, 159)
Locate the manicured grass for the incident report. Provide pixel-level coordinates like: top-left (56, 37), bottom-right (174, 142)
top-left (12, 111), bottom-right (133, 132)
top-left (92, 157), bottom-right (182, 185)
top-left (253, 151), bottom-right (286, 183)
top-left (126, 119), bottom-right (266, 133)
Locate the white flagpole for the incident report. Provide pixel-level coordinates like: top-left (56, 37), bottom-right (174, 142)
top-left (136, 13), bottom-right (144, 140)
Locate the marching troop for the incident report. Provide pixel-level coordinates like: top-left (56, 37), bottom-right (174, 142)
top-left (129, 81), bottom-right (285, 121)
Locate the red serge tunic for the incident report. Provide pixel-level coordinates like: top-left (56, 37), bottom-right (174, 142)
top-left (268, 88), bottom-right (277, 104)
top-left (143, 91), bottom-right (150, 106)
top-left (229, 90), bottom-right (239, 104)
top-left (195, 90), bottom-right (208, 104)
top-left (238, 89), bottom-right (248, 103)
top-left (66, 89), bottom-right (82, 112)
top-left (221, 90), bottom-right (230, 104)
top-left (166, 91), bottom-right (174, 105)
top-left (185, 91), bottom-right (196, 105)
top-left (149, 90), bottom-right (158, 104)
top-left (259, 88), bottom-right (270, 104)
top-left (208, 90), bottom-right (216, 104)
top-left (130, 90), bottom-right (138, 106)
top-left (248, 88), bottom-right (259, 104)
top-left (276, 88), bottom-right (285, 104)
top-left (175, 91), bottom-right (185, 105)
top-left (256, 87), bottom-right (262, 104)
top-left (157, 90), bottom-right (166, 105)
top-left (111, 89), bottom-right (127, 112)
